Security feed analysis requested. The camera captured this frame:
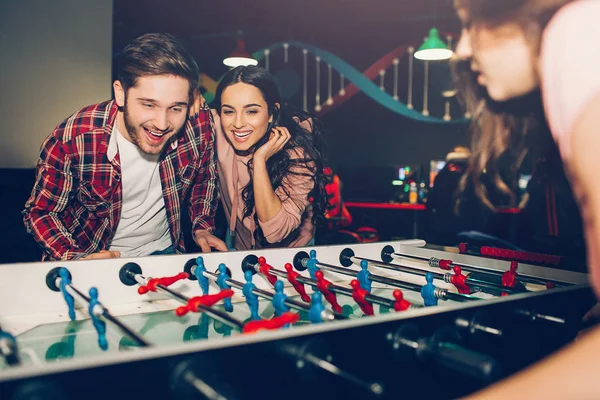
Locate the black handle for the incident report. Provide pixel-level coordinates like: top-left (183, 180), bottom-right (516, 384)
top-left (429, 339), bottom-right (500, 381)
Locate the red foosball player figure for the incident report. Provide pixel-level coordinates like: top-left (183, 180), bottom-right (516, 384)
top-left (324, 167), bottom-right (352, 228)
top-left (315, 270), bottom-right (342, 314)
top-left (284, 263), bottom-right (310, 303)
top-left (450, 266), bottom-right (471, 294)
top-left (242, 312), bottom-right (300, 333)
top-left (502, 261), bottom-right (519, 288)
top-left (176, 289), bottom-right (234, 317)
top-left (138, 272), bottom-right (189, 295)
top-left (393, 290), bottom-right (411, 311)
top-left (257, 256), bottom-right (278, 286)
top-left (501, 261), bottom-right (519, 296)
top-left (350, 279), bottom-right (374, 316)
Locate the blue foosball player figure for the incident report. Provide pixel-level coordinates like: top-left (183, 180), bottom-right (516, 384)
top-left (59, 268), bottom-right (75, 321)
top-left (308, 292), bottom-right (326, 324)
top-left (421, 272), bottom-right (438, 306)
top-left (217, 264), bottom-right (234, 312)
top-left (307, 258), bottom-right (318, 280)
top-left (213, 320), bottom-right (233, 337)
top-left (0, 329), bottom-right (20, 366)
top-left (307, 250), bottom-right (320, 279)
top-left (242, 270), bottom-right (260, 320)
top-left (88, 287), bottom-right (108, 351)
top-left (272, 280), bottom-right (290, 317)
top-left (194, 257), bottom-right (210, 295)
top-left (357, 260), bottom-right (372, 293)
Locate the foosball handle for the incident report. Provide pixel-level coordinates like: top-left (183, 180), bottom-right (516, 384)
top-left (282, 340), bottom-right (384, 398)
top-left (430, 341), bottom-right (500, 381)
top-left (427, 328), bottom-right (501, 381)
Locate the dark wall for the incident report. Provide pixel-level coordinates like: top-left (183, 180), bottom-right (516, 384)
top-left (321, 95), bottom-right (467, 170)
top-left (0, 169), bottom-right (42, 263)
top-left (113, 0), bottom-right (468, 188)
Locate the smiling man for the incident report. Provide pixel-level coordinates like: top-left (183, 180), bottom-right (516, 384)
top-left (23, 33), bottom-right (226, 261)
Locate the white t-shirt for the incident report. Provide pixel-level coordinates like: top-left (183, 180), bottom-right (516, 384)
top-left (109, 127), bottom-right (172, 257)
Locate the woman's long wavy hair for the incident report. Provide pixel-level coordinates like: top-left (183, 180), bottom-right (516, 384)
top-left (214, 66), bottom-right (329, 242)
top-left (453, 0), bottom-right (573, 210)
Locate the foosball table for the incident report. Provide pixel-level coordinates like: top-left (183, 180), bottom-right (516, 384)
top-left (0, 240), bottom-right (594, 399)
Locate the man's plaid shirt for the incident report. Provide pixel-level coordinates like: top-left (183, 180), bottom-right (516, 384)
top-left (23, 99), bottom-right (219, 260)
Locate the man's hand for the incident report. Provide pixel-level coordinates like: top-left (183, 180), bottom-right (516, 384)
top-left (82, 250), bottom-right (121, 260)
top-left (194, 230), bottom-right (227, 252)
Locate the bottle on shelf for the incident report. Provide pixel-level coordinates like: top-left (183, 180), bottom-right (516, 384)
top-left (409, 181), bottom-right (418, 204)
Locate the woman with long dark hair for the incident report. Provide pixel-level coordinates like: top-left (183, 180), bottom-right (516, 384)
top-left (452, 0), bottom-right (600, 397)
top-left (212, 65), bottom-right (328, 250)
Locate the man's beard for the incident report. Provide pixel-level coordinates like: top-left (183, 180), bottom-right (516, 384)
top-left (122, 103), bottom-right (175, 156)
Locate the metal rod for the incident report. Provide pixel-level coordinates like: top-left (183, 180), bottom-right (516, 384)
top-left (183, 371), bottom-right (228, 400)
top-left (283, 345), bottom-right (384, 397)
top-left (473, 324), bottom-right (503, 337)
top-left (388, 251), bottom-right (568, 287)
top-left (283, 270), bottom-right (396, 309)
top-left (297, 256), bottom-right (475, 303)
top-left (202, 271), bottom-right (308, 312)
top-left (351, 256), bottom-right (522, 294)
top-left (67, 284), bottom-right (151, 347)
top-left (461, 276), bottom-right (523, 294)
top-left (61, 275), bottom-right (228, 400)
top-left (515, 309), bottom-right (566, 324)
top-left (455, 316), bottom-right (503, 337)
top-left (350, 255), bottom-right (445, 280)
top-left (303, 352), bottom-right (384, 396)
top-left (443, 292), bottom-right (478, 303)
top-left (205, 266), bottom-right (337, 321)
top-left (314, 261), bottom-right (422, 292)
top-left (133, 273), bottom-right (244, 331)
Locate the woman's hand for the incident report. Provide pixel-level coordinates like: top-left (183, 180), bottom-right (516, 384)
top-left (188, 89), bottom-right (206, 119)
top-left (253, 127), bottom-right (291, 163)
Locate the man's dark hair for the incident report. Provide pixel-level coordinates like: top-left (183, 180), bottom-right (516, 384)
top-left (117, 33), bottom-right (199, 97)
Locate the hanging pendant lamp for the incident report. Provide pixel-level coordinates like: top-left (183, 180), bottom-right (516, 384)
top-left (414, 28), bottom-right (453, 61)
top-left (223, 32), bottom-right (258, 67)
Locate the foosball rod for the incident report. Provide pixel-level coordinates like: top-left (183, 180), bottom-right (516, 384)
top-left (119, 265), bottom-right (244, 332)
top-left (69, 284), bottom-right (151, 347)
top-left (196, 267), bottom-right (338, 321)
top-left (340, 248), bottom-right (524, 294)
top-left (280, 343), bottom-right (384, 397)
top-left (294, 252), bottom-right (474, 303)
top-left (47, 267), bottom-right (150, 347)
top-left (381, 245), bottom-right (569, 287)
top-left (244, 255), bottom-right (398, 309)
top-left (194, 263), bottom-right (383, 396)
top-left (50, 268), bottom-right (228, 400)
top-left (247, 256), bottom-right (400, 310)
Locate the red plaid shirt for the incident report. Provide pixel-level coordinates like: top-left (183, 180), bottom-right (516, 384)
top-left (23, 99), bottom-right (219, 261)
